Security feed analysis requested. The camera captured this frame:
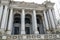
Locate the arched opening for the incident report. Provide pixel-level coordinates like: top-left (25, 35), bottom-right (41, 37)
top-left (25, 14), bottom-right (32, 34)
top-left (13, 13), bottom-right (21, 35)
top-left (36, 15), bottom-right (45, 34)
top-left (14, 14), bottom-right (21, 23)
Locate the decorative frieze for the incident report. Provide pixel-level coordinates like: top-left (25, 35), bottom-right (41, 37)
top-left (0, 34), bottom-right (60, 40)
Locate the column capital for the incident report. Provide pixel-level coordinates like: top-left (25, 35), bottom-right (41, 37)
top-left (22, 9), bottom-right (25, 12)
top-left (10, 8), bottom-right (13, 10)
top-left (33, 10), bottom-right (36, 12)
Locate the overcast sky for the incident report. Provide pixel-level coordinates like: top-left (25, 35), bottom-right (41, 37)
top-left (13, 0), bottom-right (60, 20)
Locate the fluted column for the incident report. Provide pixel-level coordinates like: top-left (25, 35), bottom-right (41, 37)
top-left (51, 9), bottom-right (57, 27)
top-left (43, 11), bottom-right (49, 33)
top-left (47, 11), bottom-right (51, 29)
top-left (21, 9), bottom-right (25, 34)
top-left (7, 9), bottom-right (13, 35)
top-left (0, 5), bottom-right (3, 27)
top-left (1, 6), bottom-right (8, 31)
top-left (33, 10), bottom-right (39, 34)
top-left (42, 17), bottom-right (47, 34)
top-left (48, 9), bottom-right (55, 30)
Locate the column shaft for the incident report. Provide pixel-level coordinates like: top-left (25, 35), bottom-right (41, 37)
top-left (52, 9), bottom-right (57, 27)
top-left (32, 13), bottom-right (34, 34)
top-left (0, 5), bottom-right (3, 27)
top-left (47, 11), bottom-right (52, 29)
top-left (43, 11), bottom-right (49, 30)
top-left (43, 17), bottom-right (47, 34)
top-left (43, 11), bottom-right (50, 34)
top-left (21, 9), bottom-right (25, 34)
top-left (33, 10), bottom-right (39, 34)
top-left (1, 6), bottom-right (8, 30)
top-left (7, 9), bottom-right (13, 35)
top-left (49, 9), bottom-right (55, 29)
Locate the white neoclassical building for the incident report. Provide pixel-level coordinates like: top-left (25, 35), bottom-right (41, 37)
top-left (0, 0), bottom-right (60, 40)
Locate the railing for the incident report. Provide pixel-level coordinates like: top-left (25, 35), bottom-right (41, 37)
top-left (0, 34), bottom-right (60, 40)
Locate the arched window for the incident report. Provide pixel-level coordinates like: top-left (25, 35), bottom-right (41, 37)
top-left (14, 14), bottom-right (21, 23)
top-left (37, 15), bottom-right (42, 24)
top-left (13, 13), bottom-right (21, 35)
top-left (25, 14), bottom-right (31, 24)
top-left (36, 15), bottom-right (45, 34)
top-left (25, 14), bottom-right (32, 34)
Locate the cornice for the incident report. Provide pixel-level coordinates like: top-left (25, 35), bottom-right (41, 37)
top-left (9, 1), bottom-right (46, 11)
top-left (0, 0), bottom-right (55, 10)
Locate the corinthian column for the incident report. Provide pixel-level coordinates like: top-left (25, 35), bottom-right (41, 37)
top-left (48, 9), bottom-right (55, 30)
top-left (43, 11), bottom-right (49, 33)
top-left (7, 9), bottom-right (13, 35)
top-left (1, 6), bottom-right (8, 31)
top-left (32, 10), bottom-right (39, 34)
top-left (21, 9), bottom-right (25, 34)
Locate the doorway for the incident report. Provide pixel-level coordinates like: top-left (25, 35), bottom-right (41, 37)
top-left (25, 27), bottom-right (30, 34)
top-left (14, 27), bottom-right (19, 35)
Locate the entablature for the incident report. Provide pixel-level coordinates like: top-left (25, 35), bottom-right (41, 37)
top-left (9, 1), bottom-right (46, 11)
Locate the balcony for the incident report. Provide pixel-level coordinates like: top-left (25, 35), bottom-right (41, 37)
top-left (0, 34), bottom-right (60, 40)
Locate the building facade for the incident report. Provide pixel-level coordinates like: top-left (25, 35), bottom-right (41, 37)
top-left (0, 0), bottom-right (60, 40)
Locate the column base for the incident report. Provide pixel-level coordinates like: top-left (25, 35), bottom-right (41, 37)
top-left (0, 28), bottom-right (5, 35)
top-left (21, 30), bottom-right (25, 34)
top-left (52, 28), bottom-right (56, 33)
top-left (47, 31), bottom-right (51, 34)
top-left (52, 29), bottom-right (56, 34)
top-left (46, 29), bottom-right (51, 34)
top-left (6, 31), bottom-right (11, 35)
top-left (34, 31), bottom-right (39, 34)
